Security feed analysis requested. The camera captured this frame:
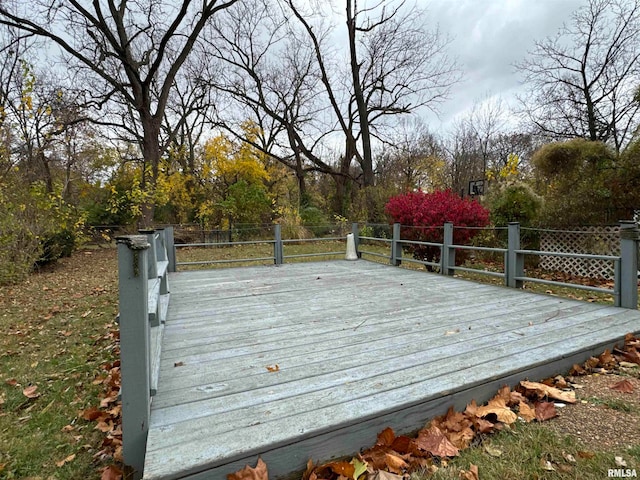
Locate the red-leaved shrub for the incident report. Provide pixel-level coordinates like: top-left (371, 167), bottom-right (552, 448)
top-left (385, 189), bottom-right (490, 266)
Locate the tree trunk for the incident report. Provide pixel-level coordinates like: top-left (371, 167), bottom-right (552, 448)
top-left (139, 114), bottom-right (162, 227)
top-left (346, 0), bottom-right (374, 187)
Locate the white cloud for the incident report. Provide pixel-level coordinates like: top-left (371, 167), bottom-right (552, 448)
top-left (419, 0), bottom-right (586, 132)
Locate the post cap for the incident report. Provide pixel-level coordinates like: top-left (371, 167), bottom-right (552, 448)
top-left (115, 235), bottom-right (150, 250)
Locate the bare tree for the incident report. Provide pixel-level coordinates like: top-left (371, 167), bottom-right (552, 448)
top-left (516, 0), bottom-right (640, 153)
top-left (376, 118), bottom-right (446, 192)
top-left (0, 0), bottom-right (239, 224)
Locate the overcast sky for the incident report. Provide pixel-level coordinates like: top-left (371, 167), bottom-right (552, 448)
top-left (417, 0), bottom-right (586, 132)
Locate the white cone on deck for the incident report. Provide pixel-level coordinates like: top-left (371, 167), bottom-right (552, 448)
top-left (345, 233), bottom-right (358, 260)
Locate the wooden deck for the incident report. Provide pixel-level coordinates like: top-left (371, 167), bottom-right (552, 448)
top-left (142, 260), bottom-right (640, 480)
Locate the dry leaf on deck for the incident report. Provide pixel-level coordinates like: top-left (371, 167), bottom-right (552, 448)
top-left (519, 381), bottom-right (576, 403)
top-left (266, 364), bottom-right (280, 372)
top-left (610, 379), bottom-right (634, 393)
top-left (227, 458), bottom-right (268, 480)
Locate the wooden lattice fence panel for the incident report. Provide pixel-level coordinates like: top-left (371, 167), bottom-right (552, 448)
top-left (539, 226), bottom-right (620, 279)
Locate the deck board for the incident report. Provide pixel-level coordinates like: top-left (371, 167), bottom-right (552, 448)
top-left (143, 260), bottom-right (640, 480)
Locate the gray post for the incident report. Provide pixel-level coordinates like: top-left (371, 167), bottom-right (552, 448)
top-left (139, 229), bottom-right (158, 280)
top-left (351, 223), bottom-right (361, 258)
top-left (116, 236), bottom-right (151, 476)
top-left (441, 222), bottom-right (455, 276)
top-left (274, 224), bottom-right (284, 265)
top-left (165, 226), bottom-right (176, 272)
top-left (391, 223), bottom-right (402, 266)
top-left (507, 222), bottom-right (524, 288)
top-left (619, 220), bottom-right (639, 309)
top-left (155, 228), bottom-right (168, 262)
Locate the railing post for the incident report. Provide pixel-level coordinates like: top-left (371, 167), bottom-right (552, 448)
top-left (391, 223), bottom-right (402, 266)
top-left (116, 236), bottom-right (151, 476)
top-left (441, 222), bottom-right (455, 276)
top-left (619, 220), bottom-right (639, 309)
top-left (139, 229), bottom-right (158, 280)
top-left (507, 222), bottom-right (524, 288)
top-left (165, 226), bottom-right (176, 273)
top-left (352, 222), bottom-right (361, 258)
top-left (274, 224), bottom-right (284, 265)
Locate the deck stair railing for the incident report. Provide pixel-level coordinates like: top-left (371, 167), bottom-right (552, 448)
top-left (116, 227), bottom-right (174, 475)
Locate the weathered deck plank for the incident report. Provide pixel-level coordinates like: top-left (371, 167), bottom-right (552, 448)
top-left (143, 261), bottom-right (640, 480)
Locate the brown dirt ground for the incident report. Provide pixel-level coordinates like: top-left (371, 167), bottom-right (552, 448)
top-left (546, 370), bottom-right (640, 452)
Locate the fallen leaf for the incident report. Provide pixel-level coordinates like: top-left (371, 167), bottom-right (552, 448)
top-left (56, 453), bottom-right (76, 467)
top-left (577, 451), bottom-right (595, 459)
top-left (101, 465), bottom-right (123, 480)
top-left (376, 427), bottom-right (395, 446)
top-left (562, 451), bottom-right (576, 463)
top-left (474, 397), bottom-right (517, 424)
top-left (369, 471), bottom-right (403, 480)
top-left (6, 378), bottom-right (18, 387)
top-left (174, 361), bottom-right (185, 367)
top-left (610, 379), bottom-right (634, 393)
top-left (227, 458), bottom-right (268, 480)
top-left (615, 456), bottom-right (627, 467)
top-left (61, 425), bottom-right (75, 432)
top-left (460, 464), bottom-right (479, 480)
top-left (518, 401), bottom-right (536, 422)
top-left (81, 407), bottom-right (105, 421)
top-left (620, 361), bottom-right (638, 368)
top-left (519, 380), bottom-right (576, 404)
top-left (483, 444), bottom-right (502, 457)
top-left (351, 458), bottom-right (367, 480)
top-left (383, 452), bottom-right (409, 474)
top-left (535, 401), bottom-right (557, 421)
top-left (266, 364), bottom-right (280, 372)
top-left (22, 385), bottom-right (40, 399)
top-left (598, 349), bottom-right (616, 366)
top-left (415, 425), bottom-right (459, 457)
top-left (325, 461), bottom-right (354, 478)
top-left (540, 458), bottom-right (556, 471)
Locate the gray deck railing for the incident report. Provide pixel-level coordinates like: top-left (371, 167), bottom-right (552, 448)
top-left (116, 227), bottom-right (173, 476)
top-left (356, 221), bottom-right (639, 309)
top-left (173, 224), bottom-right (348, 268)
